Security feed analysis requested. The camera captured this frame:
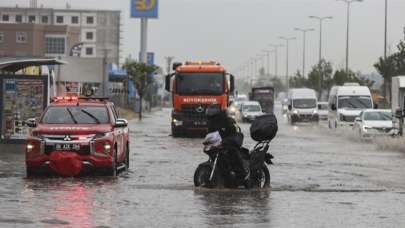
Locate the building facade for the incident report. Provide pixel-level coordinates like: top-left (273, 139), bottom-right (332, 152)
top-left (0, 7), bottom-right (121, 63)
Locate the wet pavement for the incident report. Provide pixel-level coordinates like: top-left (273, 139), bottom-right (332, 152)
top-left (1, 105), bottom-right (405, 227)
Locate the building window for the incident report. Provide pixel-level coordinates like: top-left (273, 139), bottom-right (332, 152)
top-left (41, 16), bottom-right (48, 23)
top-left (56, 16), bottom-right (64, 24)
top-left (28, 15), bottom-right (36, 23)
top-left (86, 32), bottom-right (94, 40)
top-left (45, 36), bottom-right (66, 55)
top-left (85, 47), bottom-right (94, 56)
top-left (71, 16), bottom-right (79, 24)
top-left (0, 33), bottom-right (4, 43)
top-left (86, 16), bottom-right (94, 24)
top-left (15, 15), bottom-right (22, 23)
top-left (16, 32), bottom-right (27, 43)
top-left (2, 15), bottom-right (9, 22)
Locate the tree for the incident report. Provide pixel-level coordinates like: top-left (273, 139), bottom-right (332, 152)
top-left (123, 59), bottom-right (158, 120)
top-left (374, 40), bottom-right (405, 102)
top-left (307, 60), bottom-right (333, 99)
top-left (289, 71), bottom-right (309, 88)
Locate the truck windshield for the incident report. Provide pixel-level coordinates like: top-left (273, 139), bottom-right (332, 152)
top-left (293, 99), bottom-right (316, 109)
top-left (176, 73), bottom-right (224, 95)
top-left (42, 106), bottom-right (110, 124)
top-left (338, 96), bottom-right (372, 109)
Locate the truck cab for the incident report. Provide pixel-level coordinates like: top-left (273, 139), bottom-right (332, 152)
top-left (165, 61), bottom-right (234, 137)
top-left (391, 76), bottom-right (405, 135)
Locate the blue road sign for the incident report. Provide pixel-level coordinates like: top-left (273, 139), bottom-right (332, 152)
top-left (147, 52), bottom-right (154, 65)
top-left (130, 0), bottom-right (159, 18)
top-left (139, 52), bottom-right (155, 65)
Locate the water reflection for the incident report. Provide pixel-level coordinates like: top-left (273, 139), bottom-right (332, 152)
top-left (22, 178), bottom-right (117, 228)
top-left (194, 189), bottom-right (271, 226)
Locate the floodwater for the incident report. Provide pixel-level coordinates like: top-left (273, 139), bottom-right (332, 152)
top-left (0, 105), bottom-right (405, 227)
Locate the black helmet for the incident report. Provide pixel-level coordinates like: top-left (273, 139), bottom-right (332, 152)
top-left (205, 104), bottom-right (221, 118)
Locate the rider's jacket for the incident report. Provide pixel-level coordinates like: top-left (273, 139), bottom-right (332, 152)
top-left (207, 112), bottom-right (243, 148)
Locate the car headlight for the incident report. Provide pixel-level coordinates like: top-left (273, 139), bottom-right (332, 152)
top-left (293, 110), bottom-right (299, 114)
top-left (313, 109), bottom-right (318, 114)
top-left (230, 107), bottom-right (236, 113)
top-left (362, 126), bottom-right (371, 132)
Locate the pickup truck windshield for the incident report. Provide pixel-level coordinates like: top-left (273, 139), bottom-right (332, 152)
top-left (338, 96), bottom-right (372, 109)
top-left (293, 99), bottom-right (317, 109)
top-left (176, 73), bottom-right (224, 95)
top-left (42, 106), bottom-right (109, 124)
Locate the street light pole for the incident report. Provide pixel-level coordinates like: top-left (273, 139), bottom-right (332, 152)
top-left (294, 28), bottom-right (315, 78)
top-left (384, 0), bottom-right (388, 60)
top-left (279, 37), bottom-right (296, 92)
top-left (337, 0), bottom-right (363, 74)
top-left (269, 44), bottom-right (284, 78)
top-left (309, 16), bottom-right (333, 64)
top-left (262, 50), bottom-right (272, 76)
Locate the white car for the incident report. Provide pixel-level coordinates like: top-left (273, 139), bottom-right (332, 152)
top-left (238, 101), bottom-right (264, 122)
top-left (353, 109), bottom-right (397, 137)
top-left (317, 102), bottom-right (329, 120)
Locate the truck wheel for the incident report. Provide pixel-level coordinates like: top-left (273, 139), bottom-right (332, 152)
top-left (172, 126), bottom-right (182, 138)
top-left (104, 149), bottom-right (117, 176)
top-left (26, 167), bottom-right (39, 178)
top-left (124, 144), bottom-right (129, 171)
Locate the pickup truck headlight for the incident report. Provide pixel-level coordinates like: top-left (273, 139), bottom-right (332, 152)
top-left (26, 144), bottom-right (35, 153)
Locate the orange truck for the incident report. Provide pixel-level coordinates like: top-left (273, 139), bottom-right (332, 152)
top-left (165, 61), bottom-right (235, 137)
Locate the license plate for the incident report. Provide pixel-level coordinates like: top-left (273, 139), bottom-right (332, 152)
top-left (55, 144), bottom-right (80, 151)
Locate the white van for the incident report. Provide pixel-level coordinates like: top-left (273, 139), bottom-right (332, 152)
top-left (328, 83), bottom-right (374, 128)
top-left (287, 88), bottom-right (319, 124)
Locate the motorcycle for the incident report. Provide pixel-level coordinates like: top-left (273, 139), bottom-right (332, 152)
top-left (193, 139), bottom-right (273, 189)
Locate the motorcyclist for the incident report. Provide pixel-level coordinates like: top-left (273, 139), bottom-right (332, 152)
top-left (205, 104), bottom-right (249, 181)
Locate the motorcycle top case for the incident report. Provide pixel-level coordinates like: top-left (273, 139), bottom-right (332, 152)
top-left (250, 114), bottom-right (278, 142)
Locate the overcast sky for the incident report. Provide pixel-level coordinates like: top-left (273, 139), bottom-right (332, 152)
top-left (3, 0), bottom-right (405, 77)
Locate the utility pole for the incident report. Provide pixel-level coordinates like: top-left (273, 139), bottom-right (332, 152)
top-left (164, 56), bottom-right (174, 75)
top-left (309, 16), bottom-right (333, 63)
top-left (262, 50), bottom-right (273, 76)
top-left (337, 0), bottom-right (363, 74)
top-left (269, 44), bottom-right (284, 78)
top-left (294, 28), bottom-right (315, 78)
top-left (279, 37), bottom-right (296, 92)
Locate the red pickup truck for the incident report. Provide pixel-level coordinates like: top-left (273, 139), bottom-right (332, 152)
top-left (25, 97), bottom-right (130, 177)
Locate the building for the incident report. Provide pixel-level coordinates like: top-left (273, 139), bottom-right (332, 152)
top-left (0, 6), bottom-right (121, 63)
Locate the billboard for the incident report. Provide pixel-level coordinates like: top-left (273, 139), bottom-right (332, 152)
top-left (130, 0), bottom-right (159, 18)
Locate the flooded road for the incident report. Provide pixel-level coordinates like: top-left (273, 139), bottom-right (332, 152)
top-left (1, 106), bottom-right (405, 227)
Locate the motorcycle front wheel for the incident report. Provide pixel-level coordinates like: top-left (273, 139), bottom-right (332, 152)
top-left (194, 164), bottom-right (217, 188)
top-left (250, 165), bottom-right (270, 189)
